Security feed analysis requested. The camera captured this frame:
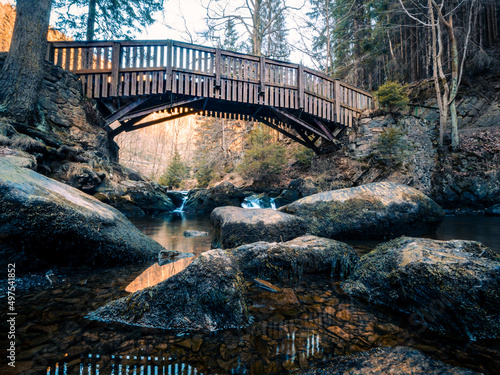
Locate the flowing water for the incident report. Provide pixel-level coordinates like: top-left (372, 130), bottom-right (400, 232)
top-left (1, 214), bottom-right (499, 375)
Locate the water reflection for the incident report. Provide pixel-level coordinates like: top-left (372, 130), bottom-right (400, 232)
top-left (434, 215), bottom-right (500, 253)
top-left (130, 213), bottom-right (212, 256)
top-left (46, 354), bottom-right (203, 375)
top-left (126, 257), bottom-right (195, 293)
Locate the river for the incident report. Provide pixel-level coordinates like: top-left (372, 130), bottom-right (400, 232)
top-left (1, 213), bottom-right (498, 374)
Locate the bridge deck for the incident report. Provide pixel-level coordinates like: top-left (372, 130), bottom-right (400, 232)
top-left (47, 40), bottom-right (373, 152)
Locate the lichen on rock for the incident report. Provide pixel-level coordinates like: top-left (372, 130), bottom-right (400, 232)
top-left (211, 206), bottom-right (308, 249)
top-left (342, 237), bottom-right (500, 340)
top-left (279, 182), bottom-right (445, 240)
top-left (229, 235), bottom-right (359, 282)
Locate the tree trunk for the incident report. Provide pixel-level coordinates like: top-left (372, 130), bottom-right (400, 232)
top-left (87, 0), bottom-right (97, 41)
top-left (0, 0), bottom-right (52, 123)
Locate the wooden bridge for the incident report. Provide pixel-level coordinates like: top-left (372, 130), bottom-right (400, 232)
top-left (47, 40), bottom-right (373, 153)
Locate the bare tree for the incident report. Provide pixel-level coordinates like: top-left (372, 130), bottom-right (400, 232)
top-left (398, 0), bottom-right (477, 150)
top-left (202, 0), bottom-right (299, 57)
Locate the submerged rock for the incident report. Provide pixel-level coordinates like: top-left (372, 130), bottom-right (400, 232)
top-left (301, 346), bottom-right (479, 374)
top-left (485, 203), bottom-right (500, 216)
top-left (229, 235), bottom-right (359, 281)
top-left (211, 206), bottom-right (308, 249)
top-left (0, 159), bottom-right (163, 273)
top-left (183, 230), bottom-right (209, 237)
top-left (279, 182), bottom-right (444, 240)
top-left (88, 250), bottom-right (250, 331)
top-left (342, 237), bottom-right (500, 340)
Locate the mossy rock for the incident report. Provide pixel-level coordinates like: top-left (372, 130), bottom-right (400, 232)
top-left (300, 346), bottom-right (480, 374)
top-left (342, 237), bottom-right (500, 340)
top-left (229, 235), bottom-right (359, 282)
top-left (0, 158), bottom-right (162, 273)
top-left (279, 182), bottom-right (444, 240)
top-left (88, 250), bottom-right (250, 331)
top-left (211, 206), bottom-right (308, 249)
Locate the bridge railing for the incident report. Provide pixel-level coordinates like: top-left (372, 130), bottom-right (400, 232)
top-left (47, 40), bottom-right (373, 126)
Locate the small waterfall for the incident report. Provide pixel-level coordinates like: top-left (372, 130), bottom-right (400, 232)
top-left (241, 196), bottom-right (262, 209)
top-left (173, 191), bottom-right (188, 213)
top-left (270, 198), bottom-right (276, 209)
top-left (241, 195), bottom-right (277, 210)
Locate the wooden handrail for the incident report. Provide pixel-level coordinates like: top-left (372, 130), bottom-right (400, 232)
top-left (46, 38), bottom-right (373, 127)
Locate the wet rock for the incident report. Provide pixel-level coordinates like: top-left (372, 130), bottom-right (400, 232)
top-left (211, 206), bottom-right (308, 249)
top-left (279, 182), bottom-right (445, 240)
top-left (229, 235), bottom-right (359, 281)
top-left (87, 250), bottom-right (251, 331)
top-left (300, 346), bottom-right (479, 374)
top-left (485, 203), bottom-right (500, 217)
top-left (184, 182), bottom-right (245, 213)
top-left (254, 279), bottom-right (282, 293)
top-left (183, 230), bottom-right (209, 237)
top-left (342, 237), bottom-right (500, 340)
top-left (0, 158), bottom-right (163, 273)
top-left (166, 191), bottom-right (186, 207)
top-left (158, 250), bottom-right (194, 266)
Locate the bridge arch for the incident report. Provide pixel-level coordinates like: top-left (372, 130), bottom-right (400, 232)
top-left (47, 39), bottom-right (373, 154)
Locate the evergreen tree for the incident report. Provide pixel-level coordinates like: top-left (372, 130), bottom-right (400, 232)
top-left (52, 0), bottom-right (164, 41)
top-left (222, 18), bottom-right (240, 51)
top-left (159, 148), bottom-right (190, 188)
top-left (237, 125), bottom-right (286, 183)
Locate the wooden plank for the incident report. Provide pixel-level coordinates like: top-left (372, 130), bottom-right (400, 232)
top-left (110, 43), bottom-right (121, 96)
top-left (173, 44), bottom-right (178, 69)
top-left (158, 69), bottom-right (164, 93)
top-left (102, 74), bottom-right (108, 97)
top-left (220, 79), bottom-right (226, 100)
top-left (123, 73), bottom-right (130, 96)
top-left (298, 64), bottom-right (304, 109)
top-left (243, 82), bottom-right (248, 103)
top-left (191, 73), bottom-right (196, 95)
top-left (152, 72), bottom-right (158, 94)
top-left (138, 73), bottom-right (144, 95)
top-left (335, 80), bottom-right (341, 123)
top-left (139, 45), bottom-right (145, 68)
top-left (86, 74), bottom-right (93, 98)
top-left (131, 72), bottom-right (137, 95)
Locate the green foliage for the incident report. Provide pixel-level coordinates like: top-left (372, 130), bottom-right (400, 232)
top-left (237, 125), bottom-right (286, 182)
top-left (159, 149), bottom-right (190, 188)
top-left (369, 127), bottom-right (409, 170)
top-left (195, 162), bottom-right (217, 188)
top-left (292, 145), bottom-right (314, 169)
top-left (52, 0), bottom-right (164, 40)
top-left (375, 82), bottom-right (409, 112)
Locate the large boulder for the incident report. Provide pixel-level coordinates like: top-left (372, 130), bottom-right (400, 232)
top-left (184, 182), bottom-right (245, 213)
top-left (342, 237), bottom-right (500, 340)
top-left (211, 206), bottom-right (308, 249)
top-left (87, 250), bottom-right (250, 331)
top-left (229, 235), bottom-right (359, 281)
top-left (0, 158), bottom-right (164, 273)
top-left (279, 182), bottom-right (444, 240)
top-left (300, 346), bottom-right (479, 375)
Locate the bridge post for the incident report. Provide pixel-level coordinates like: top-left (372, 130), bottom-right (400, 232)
top-left (215, 48), bottom-right (221, 88)
top-left (110, 42), bottom-right (121, 97)
top-left (335, 79), bottom-right (341, 124)
top-left (166, 40), bottom-right (173, 91)
top-left (298, 64), bottom-right (304, 109)
top-left (259, 56), bottom-right (266, 96)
